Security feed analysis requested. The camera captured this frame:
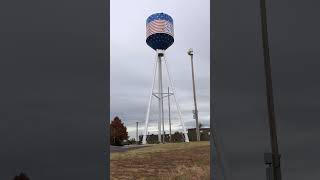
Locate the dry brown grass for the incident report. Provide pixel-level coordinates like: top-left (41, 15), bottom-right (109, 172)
top-left (110, 141), bottom-right (210, 180)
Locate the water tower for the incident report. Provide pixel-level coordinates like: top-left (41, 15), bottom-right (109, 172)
top-left (142, 13), bottom-right (189, 144)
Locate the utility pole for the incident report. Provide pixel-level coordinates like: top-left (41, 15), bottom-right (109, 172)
top-left (168, 87), bottom-right (172, 142)
top-left (136, 122), bottom-right (139, 144)
top-left (260, 0), bottom-right (282, 180)
top-left (188, 48), bottom-right (200, 141)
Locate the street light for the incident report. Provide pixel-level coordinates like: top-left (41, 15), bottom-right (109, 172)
top-left (188, 48), bottom-right (200, 141)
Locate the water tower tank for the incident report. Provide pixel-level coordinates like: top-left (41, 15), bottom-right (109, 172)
top-left (146, 13), bottom-right (174, 50)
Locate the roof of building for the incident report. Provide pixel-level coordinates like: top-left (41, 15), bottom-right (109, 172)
top-left (188, 127), bottom-right (210, 131)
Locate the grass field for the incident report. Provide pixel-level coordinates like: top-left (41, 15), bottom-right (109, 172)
top-left (110, 141), bottom-right (210, 180)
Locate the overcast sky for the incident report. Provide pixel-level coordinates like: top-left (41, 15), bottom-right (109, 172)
top-left (110, 0), bottom-right (210, 138)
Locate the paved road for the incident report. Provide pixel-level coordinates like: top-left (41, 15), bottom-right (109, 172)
top-left (110, 145), bottom-right (151, 153)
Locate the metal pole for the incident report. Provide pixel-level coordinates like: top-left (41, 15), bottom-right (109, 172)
top-left (136, 122), bottom-right (139, 144)
top-left (159, 54), bottom-right (166, 143)
top-left (160, 56), bottom-right (165, 144)
top-left (168, 87), bottom-right (172, 142)
top-left (158, 54), bottom-right (162, 143)
top-left (142, 57), bottom-right (158, 144)
top-left (188, 49), bottom-right (200, 141)
top-left (163, 56), bottom-right (189, 142)
top-left (260, 0), bottom-right (282, 180)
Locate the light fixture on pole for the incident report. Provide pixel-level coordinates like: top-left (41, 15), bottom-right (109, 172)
top-left (188, 48), bottom-right (200, 141)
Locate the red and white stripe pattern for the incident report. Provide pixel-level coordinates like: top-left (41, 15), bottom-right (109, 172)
top-left (146, 19), bottom-right (174, 38)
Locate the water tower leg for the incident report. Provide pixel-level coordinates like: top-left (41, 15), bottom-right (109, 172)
top-left (142, 57), bottom-right (158, 145)
top-left (159, 56), bottom-right (166, 144)
top-left (163, 56), bottom-right (189, 143)
top-left (158, 55), bottom-right (164, 143)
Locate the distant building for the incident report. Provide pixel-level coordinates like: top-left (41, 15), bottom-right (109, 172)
top-left (137, 128), bottom-right (210, 143)
top-left (188, 127), bottom-right (210, 141)
top-left (139, 132), bottom-right (185, 144)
